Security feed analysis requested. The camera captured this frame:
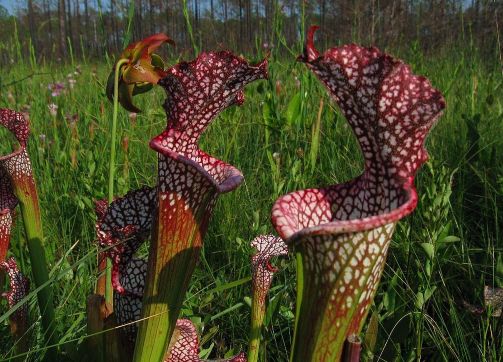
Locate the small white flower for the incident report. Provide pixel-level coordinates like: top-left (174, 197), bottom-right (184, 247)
top-left (68, 78), bottom-right (77, 89)
top-left (48, 103), bottom-right (58, 117)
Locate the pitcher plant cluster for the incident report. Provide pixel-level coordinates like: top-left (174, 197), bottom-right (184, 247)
top-left (0, 26), bottom-right (445, 361)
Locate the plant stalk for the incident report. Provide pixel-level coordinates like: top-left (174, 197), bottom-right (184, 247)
top-left (248, 287), bottom-right (266, 362)
top-left (133, 181), bottom-right (216, 362)
top-left (12, 161), bottom-right (57, 358)
top-left (342, 335), bottom-right (362, 362)
top-left (103, 58), bottom-right (129, 308)
top-left (289, 251), bottom-right (304, 362)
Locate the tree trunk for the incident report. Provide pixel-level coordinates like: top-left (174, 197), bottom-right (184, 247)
top-left (149, 0), bottom-right (154, 34)
top-left (58, 0), bottom-right (67, 58)
top-left (66, 0), bottom-right (73, 55)
top-left (134, 0), bottom-right (143, 40)
top-left (44, 0), bottom-right (53, 58)
top-left (84, 0), bottom-right (89, 49)
top-left (75, 0), bottom-right (81, 55)
top-left (27, 0), bottom-right (38, 55)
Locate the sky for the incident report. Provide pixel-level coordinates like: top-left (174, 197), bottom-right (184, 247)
top-left (1, 0), bottom-right (23, 14)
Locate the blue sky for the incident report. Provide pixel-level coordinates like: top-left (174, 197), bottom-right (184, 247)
top-left (0, 0), bottom-right (19, 14)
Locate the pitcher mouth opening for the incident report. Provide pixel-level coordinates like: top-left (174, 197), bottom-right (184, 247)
top-left (150, 129), bottom-right (244, 194)
top-left (0, 109), bottom-right (29, 164)
top-left (272, 178), bottom-right (417, 243)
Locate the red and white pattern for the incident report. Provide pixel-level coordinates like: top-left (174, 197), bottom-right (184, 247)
top-left (95, 187), bottom-right (156, 294)
top-left (114, 257), bottom-right (147, 343)
top-left (165, 319), bottom-right (247, 362)
top-left (0, 166), bottom-right (16, 261)
top-left (0, 109), bottom-right (33, 180)
top-left (107, 52), bottom-right (267, 356)
top-left (0, 109), bottom-right (29, 146)
top-left (157, 51), bottom-right (268, 145)
top-left (250, 235), bottom-right (288, 306)
top-left (271, 27), bottom-right (445, 361)
top-left (0, 257), bottom-right (30, 325)
top-left (0, 208), bottom-right (13, 261)
top-left (0, 109), bottom-right (31, 262)
top-left (151, 51), bottom-right (268, 198)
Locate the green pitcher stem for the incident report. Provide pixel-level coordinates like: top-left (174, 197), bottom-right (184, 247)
top-left (289, 224), bottom-right (395, 361)
top-left (133, 191), bottom-right (214, 362)
top-left (248, 292), bottom-right (266, 362)
top-left (106, 58), bottom-right (129, 307)
top-left (290, 251), bottom-right (304, 362)
top-left (14, 174), bottom-right (57, 358)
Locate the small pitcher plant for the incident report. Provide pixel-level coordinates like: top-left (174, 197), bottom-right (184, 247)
top-left (248, 235), bottom-right (287, 362)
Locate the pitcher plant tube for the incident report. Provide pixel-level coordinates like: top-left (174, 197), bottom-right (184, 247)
top-left (271, 27), bottom-right (446, 361)
top-left (248, 235), bottom-right (287, 362)
top-left (0, 109), bottom-right (57, 352)
top-left (111, 258), bottom-right (246, 361)
top-left (134, 50), bottom-right (267, 362)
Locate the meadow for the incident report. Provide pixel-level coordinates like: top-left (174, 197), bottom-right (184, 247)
top-left (0, 40), bottom-right (502, 361)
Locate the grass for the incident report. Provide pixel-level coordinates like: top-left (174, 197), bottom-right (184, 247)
top-left (0, 42), bottom-right (502, 361)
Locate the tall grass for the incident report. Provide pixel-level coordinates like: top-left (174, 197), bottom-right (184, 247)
top-left (0, 40), bottom-right (502, 361)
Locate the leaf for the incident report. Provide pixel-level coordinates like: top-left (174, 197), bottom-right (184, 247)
top-left (420, 243), bottom-right (435, 260)
top-left (151, 53), bottom-right (165, 69)
top-left (364, 311), bottom-right (379, 354)
top-left (383, 274), bottom-right (398, 313)
top-left (132, 83), bottom-right (154, 96)
top-left (264, 291), bottom-right (284, 327)
top-left (440, 235), bottom-right (460, 243)
top-left (423, 286), bottom-right (437, 303)
top-left (415, 291), bottom-right (424, 309)
top-left (286, 92), bottom-right (301, 126)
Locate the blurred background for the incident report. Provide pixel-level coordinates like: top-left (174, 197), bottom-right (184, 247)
top-left (0, 0), bottom-right (501, 63)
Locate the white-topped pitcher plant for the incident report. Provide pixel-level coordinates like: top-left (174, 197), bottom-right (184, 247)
top-left (271, 26), bottom-right (446, 361)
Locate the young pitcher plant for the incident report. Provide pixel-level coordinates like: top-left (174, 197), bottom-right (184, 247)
top-left (248, 235), bottom-right (287, 362)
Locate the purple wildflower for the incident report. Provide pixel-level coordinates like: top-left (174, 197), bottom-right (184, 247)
top-left (48, 82), bottom-right (65, 97)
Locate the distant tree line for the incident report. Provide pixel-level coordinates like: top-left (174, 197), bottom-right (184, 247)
top-left (0, 0), bottom-right (501, 64)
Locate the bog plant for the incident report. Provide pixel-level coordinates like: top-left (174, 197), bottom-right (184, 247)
top-left (0, 25), bottom-right (446, 362)
top-left (272, 26), bottom-right (445, 361)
